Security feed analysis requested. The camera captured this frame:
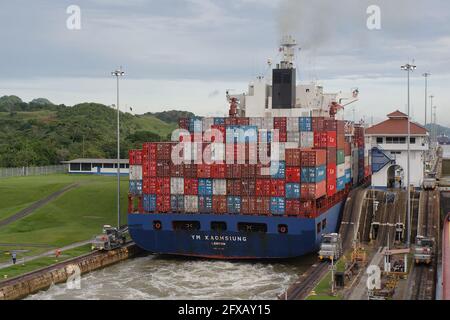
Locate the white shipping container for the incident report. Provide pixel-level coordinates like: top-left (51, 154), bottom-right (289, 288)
top-left (170, 177), bottom-right (184, 195)
top-left (300, 132), bottom-right (314, 148)
top-left (211, 143), bottom-right (225, 162)
top-left (262, 117), bottom-right (274, 130)
top-left (202, 117), bottom-right (214, 131)
top-left (129, 165), bottom-right (142, 180)
top-left (250, 117), bottom-right (263, 128)
top-left (345, 156), bottom-right (351, 170)
top-left (285, 142), bottom-right (299, 149)
top-left (337, 164), bottom-right (346, 178)
top-left (184, 196), bottom-right (199, 213)
top-left (287, 117), bottom-right (300, 132)
top-left (287, 132), bottom-right (300, 143)
top-left (271, 142), bottom-right (285, 161)
top-left (213, 179), bottom-right (227, 195)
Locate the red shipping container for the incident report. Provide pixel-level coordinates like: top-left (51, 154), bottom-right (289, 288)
top-left (312, 117), bottom-right (325, 131)
top-left (286, 199), bottom-right (301, 216)
top-left (143, 177), bottom-right (157, 194)
top-left (300, 200), bottom-right (315, 217)
top-left (324, 119), bottom-right (337, 131)
top-left (156, 177), bottom-right (170, 195)
top-left (256, 179), bottom-right (271, 196)
top-left (279, 132), bottom-right (287, 143)
top-left (197, 164), bottom-right (211, 178)
top-left (274, 117), bottom-right (287, 131)
top-left (156, 143), bottom-right (173, 160)
top-left (211, 164), bottom-right (226, 178)
top-left (336, 134), bottom-right (345, 149)
top-left (327, 131), bottom-right (337, 148)
top-left (170, 164), bottom-right (184, 177)
top-left (270, 180), bottom-right (285, 197)
top-left (255, 197), bottom-right (270, 215)
top-left (327, 180), bottom-right (336, 196)
top-left (143, 160), bottom-right (157, 178)
top-left (344, 142), bottom-right (351, 156)
top-left (183, 164), bottom-right (197, 178)
top-left (241, 179), bottom-right (256, 196)
top-left (241, 197), bottom-right (251, 215)
top-left (143, 142), bottom-right (157, 160)
top-left (212, 195), bottom-right (227, 214)
top-left (301, 149), bottom-right (326, 166)
top-left (241, 164), bottom-right (256, 178)
top-left (301, 181), bottom-right (326, 200)
top-left (236, 117), bottom-right (250, 125)
top-left (226, 180), bottom-right (242, 196)
top-left (156, 195), bottom-right (171, 213)
top-left (327, 148), bottom-right (337, 164)
top-left (286, 167), bottom-right (301, 183)
top-left (208, 125), bottom-right (225, 143)
top-left (285, 149), bottom-right (301, 166)
top-left (184, 178), bottom-right (198, 195)
top-left (327, 164), bottom-right (337, 180)
top-left (337, 120), bottom-right (345, 133)
top-left (226, 164), bottom-right (242, 179)
top-left (314, 132), bottom-right (328, 148)
top-left (156, 160), bottom-right (171, 177)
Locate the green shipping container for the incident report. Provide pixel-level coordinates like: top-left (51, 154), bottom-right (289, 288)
top-left (337, 149), bottom-right (345, 165)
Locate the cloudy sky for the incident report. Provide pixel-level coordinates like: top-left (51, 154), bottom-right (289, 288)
top-left (1, 0), bottom-right (450, 125)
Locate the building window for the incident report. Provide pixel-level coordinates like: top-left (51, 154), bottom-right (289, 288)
top-left (386, 137), bottom-right (406, 144)
top-left (70, 163), bottom-right (80, 171)
top-left (81, 163), bottom-right (91, 171)
top-left (104, 163), bottom-right (114, 169)
top-left (120, 164), bottom-right (126, 169)
top-left (410, 137), bottom-right (416, 144)
top-left (92, 163), bottom-right (103, 169)
top-left (376, 137), bottom-right (383, 144)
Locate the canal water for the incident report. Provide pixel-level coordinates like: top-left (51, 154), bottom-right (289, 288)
top-left (27, 254), bottom-right (316, 300)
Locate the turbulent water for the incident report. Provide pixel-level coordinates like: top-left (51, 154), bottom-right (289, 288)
top-left (27, 254), bottom-right (316, 300)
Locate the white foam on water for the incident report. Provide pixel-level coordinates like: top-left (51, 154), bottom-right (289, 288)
top-left (26, 254), bottom-right (315, 300)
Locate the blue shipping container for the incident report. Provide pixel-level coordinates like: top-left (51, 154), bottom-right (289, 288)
top-left (227, 196), bottom-right (241, 214)
top-left (213, 117), bottom-right (225, 125)
top-left (270, 161), bottom-right (286, 179)
top-left (300, 166), bottom-right (326, 183)
top-left (270, 197), bottom-right (285, 215)
top-left (198, 195), bottom-right (213, 212)
top-left (286, 183), bottom-right (301, 199)
top-left (226, 126), bottom-right (258, 144)
top-left (143, 194), bottom-right (157, 212)
top-left (337, 177), bottom-right (346, 191)
top-left (299, 117), bottom-right (312, 131)
top-left (170, 195), bottom-right (185, 211)
top-left (198, 179), bottom-right (213, 196)
top-left (129, 180), bottom-right (143, 195)
top-left (345, 169), bottom-right (352, 183)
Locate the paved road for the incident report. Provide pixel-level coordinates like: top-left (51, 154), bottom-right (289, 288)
top-left (0, 240), bottom-right (91, 270)
top-left (0, 183), bottom-right (78, 228)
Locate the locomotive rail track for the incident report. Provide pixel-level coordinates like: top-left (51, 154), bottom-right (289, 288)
top-left (409, 190), bottom-right (439, 300)
top-left (282, 261), bottom-right (329, 300)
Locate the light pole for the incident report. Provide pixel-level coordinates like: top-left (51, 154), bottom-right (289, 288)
top-left (423, 73), bottom-right (430, 126)
top-left (401, 62), bottom-right (416, 248)
top-left (112, 67), bottom-right (125, 229)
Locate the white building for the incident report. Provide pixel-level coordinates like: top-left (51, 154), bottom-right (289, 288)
top-left (63, 158), bottom-right (129, 175)
top-left (365, 111), bottom-right (429, 189)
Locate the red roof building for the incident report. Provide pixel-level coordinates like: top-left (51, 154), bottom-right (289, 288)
top-left (366, 110), bottom-right (428, 136)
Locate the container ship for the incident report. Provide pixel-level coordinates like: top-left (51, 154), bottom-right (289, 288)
top-left (127, 36), bottom-right (371, 259)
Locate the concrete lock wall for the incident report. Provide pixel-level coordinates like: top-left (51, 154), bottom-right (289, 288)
top-left (0, 244), bottom-right (141, 300)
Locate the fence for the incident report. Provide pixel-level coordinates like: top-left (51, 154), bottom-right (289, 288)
top-left (0, 165), bottom-right (68, 178)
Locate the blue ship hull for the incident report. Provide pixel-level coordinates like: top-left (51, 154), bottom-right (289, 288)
top-left (128, 200), bottom-right (345, 259)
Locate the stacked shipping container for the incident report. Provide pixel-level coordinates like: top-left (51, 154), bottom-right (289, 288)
top-left (129, 116), bottom-right (367, 218)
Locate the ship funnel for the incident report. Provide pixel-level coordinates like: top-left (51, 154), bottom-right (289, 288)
top-left (272, 35), bottom-right (297, 109)
top-left (279, 35), bottom-right (297, 69)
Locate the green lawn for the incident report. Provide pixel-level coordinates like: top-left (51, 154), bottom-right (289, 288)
top-left (0, 174), bottom-right (128, 260)
top-left (0, 244), bottom-right (92, 281)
